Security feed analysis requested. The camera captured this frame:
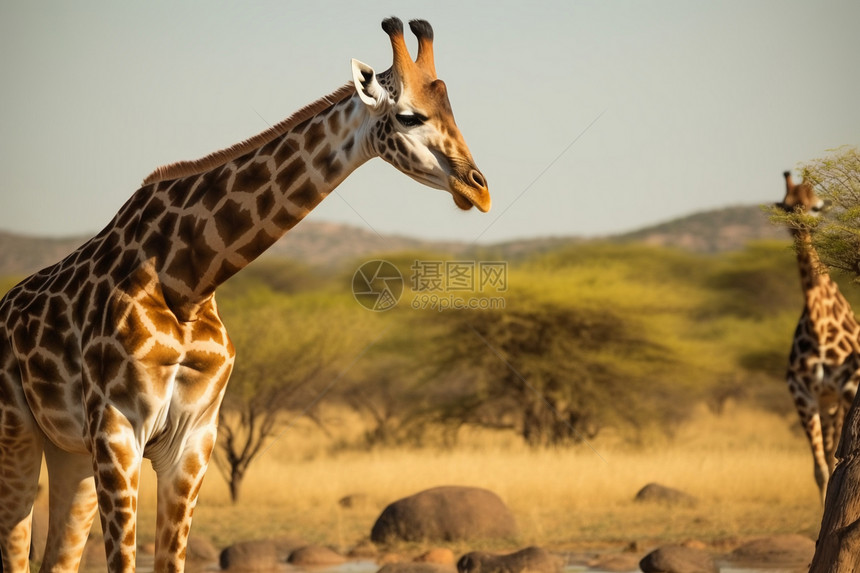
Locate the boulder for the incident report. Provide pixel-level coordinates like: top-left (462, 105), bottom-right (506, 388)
top-left (371, 486), bottom-right (517, 544)
top-left (219, 539), bottom-right (278, 571)
top-left (639, 545), bottom-right (718, 573)
top-left (378, 552), bottom-right (408, 565)
top-left (726, 534), bottom-right (815, 568)
top-left (272, 535), bottom-right (309, 560)
top-left (187, 535), bottom-right (219, 562)
top-left (415, 548), bottom-right (456, 565)
top-left (287, 545), bottom-right (347, 566)
top-left (457, 546), bottom-right (563, 573)
top-left (634, 483), bottom-right (698, 507)
top-left (587, 553), bottom-right (643, 572)
top-left (140, 542), bottom-right (156, 555)
top-left (339, 493), bottom-right (372, 509)
top-left (348, 539), bottom-right (379, 559)
top-left (379, 564), bottom-right (456, 573)
top-left (679, 540), bottom-right (707, 551)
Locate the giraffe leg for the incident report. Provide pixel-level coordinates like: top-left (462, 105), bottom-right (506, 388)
top-left (0, 432), bottom-right (41, 573)
top-left (90, 409), bottom-right (143, 572)
top-left (40, 440), bottom-right (99, 572)
top-left (802, 408), bottom-right (830, 504)
top-left (0, 353), bottom-right (43, 573)
top-left (151, 427), bottom-right (217, 573)
top-left (820, 401), bottom-right (842, 475)
top-left (788, 372), bottom-right (832, 503)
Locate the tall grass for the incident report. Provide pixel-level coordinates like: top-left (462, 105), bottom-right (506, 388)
top-left (124, 403), bottom-right (821, 552)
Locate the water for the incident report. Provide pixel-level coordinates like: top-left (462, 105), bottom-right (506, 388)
top-left (162, 559), bottom-right (797, 573)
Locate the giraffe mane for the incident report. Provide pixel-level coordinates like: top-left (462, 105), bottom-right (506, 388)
top-left (142, 83), bottom-right (356, 186)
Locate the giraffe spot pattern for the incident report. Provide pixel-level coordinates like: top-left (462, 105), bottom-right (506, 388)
top-left (273, 137), bottom-right (300, 164)
top-left (313, 144), bottom-right (343, 181)
top-left (235, 160), bottom-right (272, 192)
top-left (290, 181), bottom-right (323, 210)
top-left (0, 67), bottom-right (477, 570)
top-left (256, 188), bottom-right (276, 219)
top-left (234, 228), bottom-right (276, 261)
top-left (303, 119), bottom-right (326, 152)
top-left (213, 199), bottom-right (256, 248)
top-left (275, 158), bottom-right (306, 190)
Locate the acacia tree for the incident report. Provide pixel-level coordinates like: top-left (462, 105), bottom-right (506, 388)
top-left (213, 293), bottom-right (358, 502)
top-left (428, 299), bottom-right (675, 447)
top-left (800, 146), bottom-right (860, 276)
top-left (337, 314), bottom-right (449, 447)
top-left (340, 351), bottom-right (430, 447)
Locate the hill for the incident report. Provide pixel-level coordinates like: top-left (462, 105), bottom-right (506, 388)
top-left (0, 222), bottom-right (465, 278)
top-left (614, 204), bottom-right (785, 253)
top-left (0, 232), bottom-right (89, 278)
top-left (0, 204), bottom-right (785, 277)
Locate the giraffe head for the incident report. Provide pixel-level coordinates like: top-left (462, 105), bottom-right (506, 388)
top-left (351, 17), bottom-right (490, 212)
top-left (777, 170), bottom-right (827, 215)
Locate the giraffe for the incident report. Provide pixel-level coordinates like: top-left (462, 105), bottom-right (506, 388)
top-left (0, 17), bottom-right (489, 572)
top-left (777, 170), bottom-right (860, 503)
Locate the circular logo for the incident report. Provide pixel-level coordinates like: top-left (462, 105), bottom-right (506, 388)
top-left (352, 260), bottom-right (403, 311)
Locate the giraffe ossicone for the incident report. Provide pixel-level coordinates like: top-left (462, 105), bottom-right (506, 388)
top-left (777, 171), bottom-right (860, 504)
top-left (0, 17), bottom-right (488, 572)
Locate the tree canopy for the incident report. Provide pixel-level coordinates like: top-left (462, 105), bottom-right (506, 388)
top-left (802, 147), bottom-right (860, 278)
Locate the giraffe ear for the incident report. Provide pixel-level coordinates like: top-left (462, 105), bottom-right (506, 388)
top-left (351, 59), bottom-right (389, 111)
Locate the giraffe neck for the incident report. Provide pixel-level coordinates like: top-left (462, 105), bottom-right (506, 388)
top-left (792, 227), bottom-right (839, 308)
top-left (118, 90), bottom-right (373, 319)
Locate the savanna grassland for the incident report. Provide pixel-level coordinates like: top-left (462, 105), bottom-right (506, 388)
top-left (3, 238), bottom-right (850, 557)
top-left (132, 405), bottom-right (820, 554)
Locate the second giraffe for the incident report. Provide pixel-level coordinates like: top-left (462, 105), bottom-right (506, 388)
top-left (777, 170), bottom-right (860, 503)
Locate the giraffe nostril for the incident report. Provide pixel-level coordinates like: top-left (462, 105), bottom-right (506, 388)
top-left (469, 170), bottom-right (487, 189)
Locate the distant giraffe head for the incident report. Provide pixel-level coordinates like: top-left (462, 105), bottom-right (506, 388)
top-left (777, 170), bottom-right (826, 215)
top-left (351, 17), bottom-right (490, 212)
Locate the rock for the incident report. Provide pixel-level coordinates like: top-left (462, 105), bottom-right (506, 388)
top-left (371, 486), bottom-right (518, 544)
top-left (588, 553), bottom-right (642, 572)
top-left (272, 535), bottom-right (309, 560)
top-left (219, 539), bottom-right (278, 571)
top-left (288, 544), bottom-right (347, 566)
top-left (187, 535), bottom-right (219, 562)
top-left (457, 546), bottom-right (564, 573)
top-left (135, 536), bottom-right (217, 563)
top-left (378, 553), bottom-right (407, 565)
top-left (726, 534), bottom-right (815, 568)
top-left (348, 539), bottom-right (379, 559)
top-left (639, 545), bottom-right (718, 573)
top-left (680, 540), bottom-right (707, 551)
top-left (415, 548), bottom-right (456, 565)
top-left (379, 564), bottom-right (457, 573)
top-left (339, 493), bottom-right (372, 509)
top-left (634, 483), bottom-right (698, 507)
top-left (140, 542), bottom-right (157, 555)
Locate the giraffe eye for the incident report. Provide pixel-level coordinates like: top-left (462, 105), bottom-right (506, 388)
top-left (395, 113), bottom-right (427, 128)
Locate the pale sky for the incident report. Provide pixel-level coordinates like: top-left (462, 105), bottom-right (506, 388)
top-left (1, 1), bottom-right (858, 244)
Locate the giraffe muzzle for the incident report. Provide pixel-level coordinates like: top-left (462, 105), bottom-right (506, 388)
top-left (448, 166), bottom-right (490, 212)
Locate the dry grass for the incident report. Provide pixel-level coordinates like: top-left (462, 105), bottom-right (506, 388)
top-left (34, 402), bottom-right (819, 559)
top-left (124, 402), bottom-right (822, 553)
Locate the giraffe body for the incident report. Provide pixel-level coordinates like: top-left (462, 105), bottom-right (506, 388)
top-left (0, 18), bottom-right (488, 572)
top-left (779, 171), bottom-right (860, 503)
